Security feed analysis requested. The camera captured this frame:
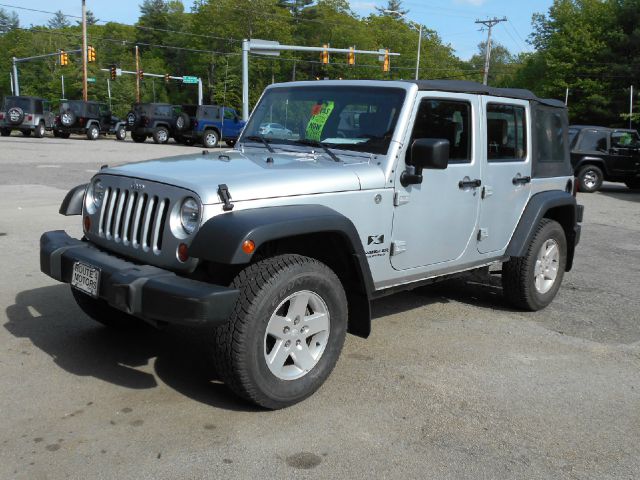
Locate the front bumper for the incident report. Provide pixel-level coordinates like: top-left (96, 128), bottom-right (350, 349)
top-left (40, 230), bottom-right (239, 326)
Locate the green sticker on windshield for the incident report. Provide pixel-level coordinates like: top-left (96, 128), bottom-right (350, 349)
top-left (305, 101), bottom-right (335, 142)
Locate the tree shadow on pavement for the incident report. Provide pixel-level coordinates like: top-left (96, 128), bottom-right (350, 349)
top-left (4, 284), bottom-right (260, 412)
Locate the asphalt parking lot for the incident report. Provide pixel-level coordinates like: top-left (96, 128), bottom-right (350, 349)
top-left (1, 134), bottom-right (639, 479)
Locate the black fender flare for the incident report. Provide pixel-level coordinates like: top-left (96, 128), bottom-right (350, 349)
top-left (506, 191), bottom-right (580, 271)
top-left (574, 156), bottom-right (608, 176)
top-left (59, 183), bottom-right (88, 216)
top-left (190, 204), bottom-right (375, 338)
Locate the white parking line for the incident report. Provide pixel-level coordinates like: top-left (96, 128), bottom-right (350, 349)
top-left (36, 164), bottom-right (61, 168)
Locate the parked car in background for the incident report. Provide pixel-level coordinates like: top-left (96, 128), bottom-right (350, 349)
top-left (569, 125), bottom-right (640, 192)
top-left (0, 95), bottom-right (54, 138)
top-left (54, 100), bottom-right (126, 141)
top-left (258, 122), bottom-right (293, 139)
top-left (126, 103), bottom-right (178, 144)
top-left (174, 104), bottom-right (245, 148)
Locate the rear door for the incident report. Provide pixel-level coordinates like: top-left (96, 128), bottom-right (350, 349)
top-left (222, 108), bottom-right (242, 138)
top-left (477, 98), bottom-right (532, 254)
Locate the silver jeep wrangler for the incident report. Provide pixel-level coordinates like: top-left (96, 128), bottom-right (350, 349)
top-left (1, 95), bottom-right (54, 138)
top-left (41, 80), bottom-right (583, 409)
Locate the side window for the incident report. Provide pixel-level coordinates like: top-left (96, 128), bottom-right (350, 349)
top-left (223, 108), bottom-right (235, 120)
top-left (577, 129), bottom-right (607, 152)
top-left (486, 104), bottom-right (527, 161)
top-left (408, 99), bottom-right (471, 164)
top-left (611, 132), bottom-right (639, 148)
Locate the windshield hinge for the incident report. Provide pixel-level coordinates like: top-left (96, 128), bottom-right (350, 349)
top-left (394, 192), bottom-right (410, 206)
top-left (217, 184), bottom-right (234, 211)
top-left (391, 240), bottom-right (407, 256)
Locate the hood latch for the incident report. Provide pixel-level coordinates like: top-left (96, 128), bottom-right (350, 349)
top-left (217, 184), bottom-right (234, 211)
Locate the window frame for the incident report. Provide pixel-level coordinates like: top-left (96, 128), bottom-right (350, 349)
top-left (486, 102), bottom-right (528, 163)
top-left (406, 97), bottom-right (474, 165)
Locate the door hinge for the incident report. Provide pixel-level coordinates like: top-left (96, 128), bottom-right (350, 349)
top-left (391, 240), bottom-right (407, 256)
top-left (481, 185), bottom-right (493, 199)
top-left (477, 228), bottom-right (489, 241)
top-left (394, 192), bottom-right (410, 206)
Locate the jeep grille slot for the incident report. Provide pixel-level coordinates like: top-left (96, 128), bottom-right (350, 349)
top-left (95, 186), bottom-right (170, 255)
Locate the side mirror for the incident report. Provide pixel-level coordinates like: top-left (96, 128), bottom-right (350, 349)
top-left (401, 138), bottom-right (450, 187)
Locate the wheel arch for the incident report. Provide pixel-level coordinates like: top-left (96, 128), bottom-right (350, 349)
top-left (506, 191), bottom-right (580, 272)
top-left (59, 183), bottom-right (88, 216)
top-left (189, 204), bottom-right (374, 338)
top-left (574, 156), bottom-right (609, 177)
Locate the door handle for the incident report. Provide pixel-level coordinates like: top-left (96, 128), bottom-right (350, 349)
top-left (459, 178), bottom-right (482, 189)
top-left (512, 175), bottom-right (531, 186)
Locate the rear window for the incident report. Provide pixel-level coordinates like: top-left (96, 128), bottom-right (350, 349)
top-left (60, 101), bottom-right (85, 115)
top-left (532, 105), bottom-right (572, 178)
top-left (4, 97), bottom-right (32, 111)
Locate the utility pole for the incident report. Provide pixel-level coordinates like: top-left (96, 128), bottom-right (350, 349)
top-left (415, 24), bottom-right (422, 80)
top-left (61, 75), bottom-right (65, 99)
top-left (12, 57), bottom-right (19, 96)
top-left (81, 0), bottom-right (88, 101)
top-left (135, 45), bottom-right (140, 103)
top-left (475, 17), bottom-right (507, 85)
top-left (565, 88), bottom-right (569, 106)
top-left (631, 85), bottom-right (635, 129)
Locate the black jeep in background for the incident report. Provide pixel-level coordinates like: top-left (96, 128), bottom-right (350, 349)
top-left (570, 125), bottom-right (640, 192)
top-left (126, 103), bottom-right (178, 144)
top-left (54, 100), bottom-right (126, 141)
top-left (0, 96), bottom-right (54, 138)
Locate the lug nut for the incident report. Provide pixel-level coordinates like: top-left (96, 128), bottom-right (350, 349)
top-left (301, 326), bottom-right (308, 334)
top-left (293, 316), bottom-right (300, 325)
top-left (283, 326), bottom-right (290, 334)
top-left (296, 340), bottom-right (301, 347)
top-left (284, 340), bottom-right (291, 348)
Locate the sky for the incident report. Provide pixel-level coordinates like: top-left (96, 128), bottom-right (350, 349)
top-left (0, 0), bottom-right (554, 59)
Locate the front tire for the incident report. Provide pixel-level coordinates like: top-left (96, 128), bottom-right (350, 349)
top-left (115, 125), bottom-right (126, 141)
top-left (213, 254), bottom-right (347, 409)
top-left (577, 165), bottom-right (603, 193)
top-left (71, 287), bottom-right (145, 329)
top-left (86, 124), bottom-right (100, 141)
top-left (22, 129), bottom-right (31, 137)
top-left (226, 139), bottom-right (236, 148)
top-left (502, 219), bottom-right (567, 311)
top-left (34, 121), bottom-right (45, 138)
top-left (132, 132), bottom-right (146, 143)
top-left (0, 128), bottom-right (10, 137)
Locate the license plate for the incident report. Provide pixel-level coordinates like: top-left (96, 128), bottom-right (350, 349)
top-left (71, 262), bottom-right (101, 298)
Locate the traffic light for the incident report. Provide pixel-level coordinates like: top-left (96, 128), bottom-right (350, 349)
top-left (321, 44), bottom-right (329, 65)
top-left (164, 73), bottom-right (170, 83)
top-left (87, 45), bottom-right (96, 63)
top-left (138, 70), bottom-right (144, 80)
top-left (110, 65), bottom-right (117, 80)
top-left (347, 47), bottom-right (355, 66)
top-left (382, 49), bottom-right (390, 72)
top-left (60, 50), bottom-right (69, 67)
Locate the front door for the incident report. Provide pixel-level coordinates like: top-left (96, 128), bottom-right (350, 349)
top-left (477, 98), bottom-right (532, 254)
top-left (391, 93), bottom-right (482, 271)
top-left (609, 131), bottom-right (640, 175)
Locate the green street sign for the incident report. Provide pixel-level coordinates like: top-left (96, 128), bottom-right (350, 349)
top-left (182, 76), bottom-right (198, 84)
top-left (87, 77), bottom-right (96, 83)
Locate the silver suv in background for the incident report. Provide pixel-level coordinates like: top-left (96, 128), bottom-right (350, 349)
top-left (0, 96), bottom-right (54, 138)
top-left (41, 80), bottom-right (583, 409)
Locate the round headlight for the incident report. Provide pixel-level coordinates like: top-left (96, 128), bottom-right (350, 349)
top-left (87, 179), bottom-right (105, 211)
top-left (180, 197), bottom-right (200, 235)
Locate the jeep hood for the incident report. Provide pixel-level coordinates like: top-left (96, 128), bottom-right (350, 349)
top-left (102, 149), bottom-right (385, 204)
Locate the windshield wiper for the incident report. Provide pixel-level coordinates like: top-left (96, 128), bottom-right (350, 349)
top-left (294, 139), bottom-right (341, 162)
top-left (244, 135), bottom-right (274, 153)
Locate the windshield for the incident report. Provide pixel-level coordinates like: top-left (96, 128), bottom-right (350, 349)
top-left (3, 97), bottom-right (32, 111)
top-left (240, 86), bottom-right (406, 154)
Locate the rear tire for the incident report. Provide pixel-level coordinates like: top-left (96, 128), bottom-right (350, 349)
top-left (153, 126), bottom-right (169, 144)
top-left (0, 128), bottom-right (10, 137)
top-left (132, 133), bottom-right (146, 143)
top-left (203, 129), bottom-right (219, 148)
top-left (212, 254), bottom-right (347, 409)
top-left (226, 139), bottom-right (236, 148)
top-left (71, 287), bottom-right (146, 329)
top-left (34, 121), bottom-right (45, 138)
top-left (86, 124), bottom-right (100, 141)
top-left (58, 131), bottom-right (71, 139)
top-left (502, 219), bottom-right (567, 311)
top-left (22, 129), bottom-right (31, 137)
top-left (577, 165), bottom-right (603, 193)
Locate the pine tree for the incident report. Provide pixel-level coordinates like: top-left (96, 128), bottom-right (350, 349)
top-left (375, 0), bottom-right (408, 17)
top-left (0, 8), bottom-right (19, 34)
top-left (47, 10), bottom-right (71, 29)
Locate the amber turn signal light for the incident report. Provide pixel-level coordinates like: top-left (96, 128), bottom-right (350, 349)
top-left (177, 243), bottom-right (189, 262)
top-left (83, 215), bottom-right (91, 232)
top-left (242, 240), bottom-right (255, 255)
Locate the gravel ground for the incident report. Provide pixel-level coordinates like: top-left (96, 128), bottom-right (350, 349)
top-left (0, 134), bottom-right (639, 479)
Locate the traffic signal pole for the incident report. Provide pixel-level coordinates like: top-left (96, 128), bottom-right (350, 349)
top-left (11, 49), bottom-right (82, 96)
top-left (135, 45), bottom-right (140, 103)
top-left (12, 57), bottom-right (18, 96)
top-left (81, 0), bottom-right (88, 101)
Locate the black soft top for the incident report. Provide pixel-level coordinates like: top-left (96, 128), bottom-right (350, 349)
top-left (407, 80), bottom-right (565, 108)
